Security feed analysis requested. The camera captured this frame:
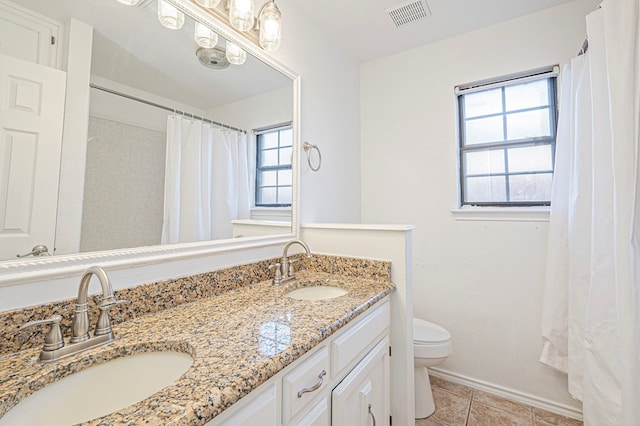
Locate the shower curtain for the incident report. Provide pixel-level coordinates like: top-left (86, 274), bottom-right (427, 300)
top-left (161, 115), bottom-right (250, 244)
top-left (540, 1), bottom-right (639, 425)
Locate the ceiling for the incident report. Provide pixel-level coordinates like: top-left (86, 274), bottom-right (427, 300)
top-left (13, 0), bottom-right (292, 110)
top-left (291, 0), bottom-right (577, 62)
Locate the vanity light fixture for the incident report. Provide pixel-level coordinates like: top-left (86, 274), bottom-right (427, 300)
top-left (195, 22), bottom-right (219, 48)
top-left (258, 0), bottom-right (281, 51)
top-left (116, 0), bottom-right (142, 5)
top-left (158, 0), bottom-right (185, 30)
top-left (195, 0), bottom-right (220, 8)
top-left (228, 0), bottom-right (256, 32)
top-left (226, 41), bottom-right (247, 65)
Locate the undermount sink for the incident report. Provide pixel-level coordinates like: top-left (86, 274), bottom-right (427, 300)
top-left (286, 285), bottom-right (348, 301)
top-left (0, 351), bottom-right (193, 426)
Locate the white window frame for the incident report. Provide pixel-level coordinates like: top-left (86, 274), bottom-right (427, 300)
top-left (455, 66), bottom-right (559, 214)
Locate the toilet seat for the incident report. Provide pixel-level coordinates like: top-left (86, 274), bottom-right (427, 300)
top-left (413, 318), bottom-right (452, 359)
top-left (413, 318), bottom-right (451, 344)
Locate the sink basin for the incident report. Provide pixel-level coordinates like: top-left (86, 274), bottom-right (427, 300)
top-left (0, 351), bottom-right (193, 425)
top-left (286, 285), bottom-right (348, 301)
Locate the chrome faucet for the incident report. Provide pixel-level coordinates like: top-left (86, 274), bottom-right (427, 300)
top-left (271, 239), bottom-right (312, 285)
top-left (20, 266), bottom-right (127, 363)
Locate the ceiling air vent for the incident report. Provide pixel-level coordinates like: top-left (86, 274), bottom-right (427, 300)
top-left (385, 0), bottom-right (431, 28)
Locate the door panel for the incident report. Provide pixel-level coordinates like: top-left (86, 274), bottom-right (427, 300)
top-left (0, 53), bottom-right (66, 259)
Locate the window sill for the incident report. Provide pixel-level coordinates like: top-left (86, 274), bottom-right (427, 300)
top-left (450, 206), bottom-right (550, 222)
top-left (250, 207), bottom-right (291, 222)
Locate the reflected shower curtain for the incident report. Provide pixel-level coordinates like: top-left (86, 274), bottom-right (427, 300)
top-left (161, 115), bottom-right (250, 244)
top-left (540, 0), bottom-right (639, 425)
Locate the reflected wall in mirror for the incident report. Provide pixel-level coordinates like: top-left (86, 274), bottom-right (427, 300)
top-left (0, 0), bottom-right (295, 262)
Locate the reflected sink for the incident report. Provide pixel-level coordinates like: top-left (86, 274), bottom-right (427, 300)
top-left (0, 351), bottom-right (193, 426)
top-left (286, 285), bottom-right (348, 301)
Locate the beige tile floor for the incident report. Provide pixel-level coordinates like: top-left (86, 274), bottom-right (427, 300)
top-left (415, 376), bottom-right (583, 426)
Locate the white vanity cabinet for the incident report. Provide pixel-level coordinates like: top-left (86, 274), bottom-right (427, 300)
top-left (209, 298), bottom-right (390, 426)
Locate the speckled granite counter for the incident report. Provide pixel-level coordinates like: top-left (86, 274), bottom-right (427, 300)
top-left (0, 269), bottom-right (394, 425)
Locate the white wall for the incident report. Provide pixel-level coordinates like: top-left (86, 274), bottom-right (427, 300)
top-left (360, 0), bottom-right (599, 415)
top-left (270, 0), bottom-right (362, 224)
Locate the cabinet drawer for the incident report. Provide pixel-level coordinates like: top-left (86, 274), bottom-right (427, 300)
top-left (282, 345), bottom-right (330, 423)
top-left (295, 397), bottom-right (330, 426)
top-left (331, 301), bottom-right (390, 378)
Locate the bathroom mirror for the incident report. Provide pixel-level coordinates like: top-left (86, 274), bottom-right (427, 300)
top-left (0, 0), bottom-right (299, 283)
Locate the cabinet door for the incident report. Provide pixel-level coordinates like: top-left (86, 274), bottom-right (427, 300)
top-left (213, 383), bottom-right (278, 426)
top-left (332, 337), bottom-right (390, 426)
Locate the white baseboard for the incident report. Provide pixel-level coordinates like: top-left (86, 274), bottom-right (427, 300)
top-left (429, 368), bottom-right (583, 421)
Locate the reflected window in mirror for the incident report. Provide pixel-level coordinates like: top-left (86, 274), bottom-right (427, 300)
top-left (255, 124), bottom-right (292, 207)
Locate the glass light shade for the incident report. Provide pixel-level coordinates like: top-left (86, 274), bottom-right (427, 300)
top-left (226, 42), bottom-right (247, 65)
top-left (195, 22), bottom-right (219, 48)
top-left (116, 0), bottom-right (141, 5)
top-left (229, 0), bottom-right (255, 32)
top-left (157, 0), bottom-right (185, 30)
top-left (259, 1), bottom-right (281, 51)
top-left (195, 0), bottom-right (220, 8)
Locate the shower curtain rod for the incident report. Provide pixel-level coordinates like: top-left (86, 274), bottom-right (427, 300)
top-left (89, 83), bottom-right (246, 134)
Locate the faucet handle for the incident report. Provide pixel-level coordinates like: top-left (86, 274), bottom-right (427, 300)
top-left (95, 299), bottom-right (129, 336)
top-left (269, 262), bottom-right (283, 285)
top-left (19, 315), bottom-right (64, 351)
top-left (287, 259), bottom-right (299, 277)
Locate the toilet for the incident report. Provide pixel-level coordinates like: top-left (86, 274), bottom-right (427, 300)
top-left (413, 318), bottom-right (453, 419)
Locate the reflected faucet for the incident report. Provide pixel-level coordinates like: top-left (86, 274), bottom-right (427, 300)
top-left (20, 266), bottom-right (127, 363)
top-left (71, 266), bottom-right (118, 343)
top-left (272, 239), bottom-right (312, 285)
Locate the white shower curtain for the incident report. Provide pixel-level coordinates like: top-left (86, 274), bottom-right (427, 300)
top-left (161, 115), bottom-right (250, 244)
top-left (540, 1), bottom-right (639, 425)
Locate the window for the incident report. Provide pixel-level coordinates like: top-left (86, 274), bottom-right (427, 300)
top-left (255, 125), bottom-right (292, 207)
top-left (457, 68), bottom-right (558, 206)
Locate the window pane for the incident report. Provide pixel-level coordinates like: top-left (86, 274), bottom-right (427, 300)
top-left (465, 149), bottom-right (505, 175)
top-left (260, 170), bottom-right (276, 186)
top-left (260, 132), bottom-right (279, 149)
top-left (260, 187), bottom-right (277, 204)
top-left (279, 128), bottom-right (293, 147)
top-left (278, 186), bottom-right (292, 205)
top-left (507, 145), bottom-right (553, 173)
top-left (505, 79), bottom-right (549, 112)
top-left (506, 108), bottom-right (550, 140)
top-left (260, 149), bottom-right (278, 167)
top-left (278, 169), bottom-right (292, 186)
top-left (509, 173), bottom-right (552, 201)
top-left (465, 176), bottom-right (506, 203)
top-left (465, 116), bottom-right (504, 145)
top-left (279, 147), bottom-right (292, 165)
top-left (463, 88), bottom-right (502, 118)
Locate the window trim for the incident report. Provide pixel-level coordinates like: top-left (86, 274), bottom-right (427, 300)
top-left (456, 67), bottom-right (559, 207)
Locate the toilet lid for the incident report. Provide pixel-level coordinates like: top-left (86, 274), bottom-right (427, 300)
top-left (413, 318), bottom-right (451, 344)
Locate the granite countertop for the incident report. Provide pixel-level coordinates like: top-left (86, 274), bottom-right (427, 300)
top-left (0, 270), bottom-right (394, 425)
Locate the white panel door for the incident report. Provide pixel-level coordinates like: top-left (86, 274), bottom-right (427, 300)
top-left (0, 0), bottom-right (61, 67)
top-left (0, 53), bottom-right (66, 260)
top-left (332, 337), bottom-right (390, 426)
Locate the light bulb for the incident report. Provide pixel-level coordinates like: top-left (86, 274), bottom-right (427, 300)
top-left (195, 0), bottom-right (220, 8)
top-left (226, 42), bottom-right (247, 65)
top-left (229, 0), bottom-right (255, 32)
top-left (157, 0), bottom-right (185, 30)
top-left (259, 1), bottom-right (281, 51)
top-left (195, 22), bottom-right (219, 48)
top-left (116, 0), bottom-right (141, 5)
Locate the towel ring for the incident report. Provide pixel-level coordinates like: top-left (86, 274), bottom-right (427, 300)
top-left (303, 141), bottom-right (322, 172)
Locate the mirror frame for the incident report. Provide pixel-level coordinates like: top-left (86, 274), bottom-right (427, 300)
top-left (0, 0), bottom-right (300, 286)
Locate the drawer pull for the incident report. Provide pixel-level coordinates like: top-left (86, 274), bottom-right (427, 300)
top-left (297, 370), bottom-right (327, 398)
top-left (368, 404), bottom-right (376, 426)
